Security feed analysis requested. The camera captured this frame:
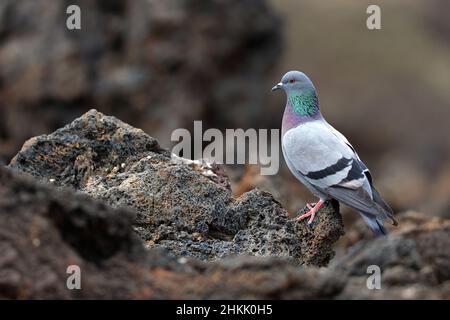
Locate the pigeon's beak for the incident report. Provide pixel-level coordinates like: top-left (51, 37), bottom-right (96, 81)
top-left (271, 82), bottom-right (282, 92)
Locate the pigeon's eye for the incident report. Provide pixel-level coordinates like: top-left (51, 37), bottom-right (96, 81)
top-left (289, 79), bottom-right (295, 84)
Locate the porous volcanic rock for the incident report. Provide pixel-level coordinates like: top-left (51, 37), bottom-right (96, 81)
top-left (0, 166), bottom-right (348, 299)
top-left (331, 211), bottom-right (450, 299)
top-left (9, 109), bottom-right (345, 266)
top-left (3, 110), bottom-right (450, 299)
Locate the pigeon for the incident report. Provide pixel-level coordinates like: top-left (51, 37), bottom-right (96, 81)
top-left (272, 70), bottom-right (397, 235)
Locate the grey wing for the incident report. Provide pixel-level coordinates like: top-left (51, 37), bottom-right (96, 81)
top-left (283, 121), bottom-right (396, 225)
top-left (323, 120), bottom-right (394, 219)
top-left (318, 158), bottom-right (392, 221)
top-left (355, 159), bottom-right (397, 225)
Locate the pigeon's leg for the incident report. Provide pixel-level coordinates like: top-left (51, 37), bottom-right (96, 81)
top-left (296, 199), bottom-right (325, 224)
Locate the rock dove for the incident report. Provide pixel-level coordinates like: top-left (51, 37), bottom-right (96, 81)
top-left (272, 70), bottom-right (397, 235)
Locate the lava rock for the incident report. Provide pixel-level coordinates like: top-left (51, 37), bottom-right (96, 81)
top-left (0, 165), bottom-right (173, 299)
top-left (3, 110), bottom-right (450, 299)
top-left (331, 211), bottom-right (450, 299)
top-left (9, 109), bottom-right (345, 266)
top-left (0, 165), bottom-right (349, 299)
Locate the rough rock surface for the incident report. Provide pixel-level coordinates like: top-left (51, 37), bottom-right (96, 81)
top-left (9, 110), bottom-right (344, 266)
top-left (0, 166), bottom-right (346, 299)
top-left (0, 165), bottom-right (170, 299)
top-left (3, 110), bottom-right (450, 299)
top-left (330, 211), bottom-right (450, 299)
top-left (1, 165), bottom-right (448, 299)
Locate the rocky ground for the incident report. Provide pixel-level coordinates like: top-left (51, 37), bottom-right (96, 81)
top-left (1, 110), bottom-right (449, 299)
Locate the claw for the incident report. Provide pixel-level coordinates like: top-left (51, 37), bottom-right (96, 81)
top-left (296, 200), bottom-right (324, 224)
top-left (307, 211), bottom-right (316, 224)
top-left (296, 210), bottom-right (313, 221)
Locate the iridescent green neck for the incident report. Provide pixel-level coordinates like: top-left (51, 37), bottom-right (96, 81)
top-left (287, 90), bottom-right (319, 117)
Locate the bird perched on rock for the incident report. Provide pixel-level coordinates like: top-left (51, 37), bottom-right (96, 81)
top-left (272, 70), bottom-right (397, 235)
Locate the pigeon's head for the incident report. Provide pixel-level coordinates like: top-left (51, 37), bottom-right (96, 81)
top-left (271, 71), bottom-right (315, 94)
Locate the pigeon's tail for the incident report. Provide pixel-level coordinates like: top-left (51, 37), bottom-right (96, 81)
top-left (359, 212), bottom-right (388, 236)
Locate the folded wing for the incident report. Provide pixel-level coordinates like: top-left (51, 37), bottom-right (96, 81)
top-left (282, 121), bottom-right (396, 228)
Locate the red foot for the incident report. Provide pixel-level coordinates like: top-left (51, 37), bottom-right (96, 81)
top-left (296, 200), bottom-right (325, 224)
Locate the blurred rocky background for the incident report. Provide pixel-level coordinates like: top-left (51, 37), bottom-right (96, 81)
top-left (0, 0), bottom-right (449, 299)
top-left (0, 0), bottom-right (281, 160)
